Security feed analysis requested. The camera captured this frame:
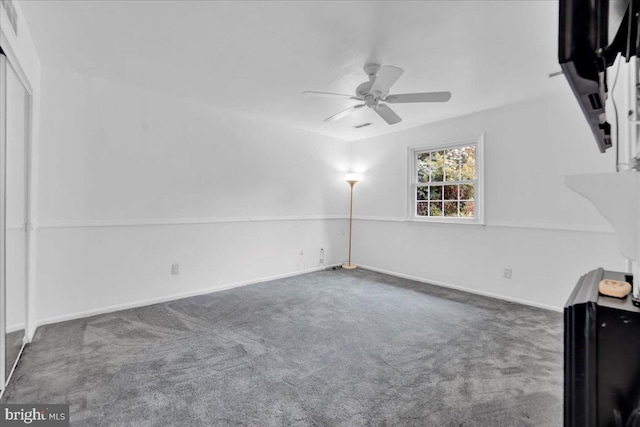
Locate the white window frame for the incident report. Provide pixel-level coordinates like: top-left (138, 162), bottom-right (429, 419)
top-left (407, 135), bottom-right (484, 224)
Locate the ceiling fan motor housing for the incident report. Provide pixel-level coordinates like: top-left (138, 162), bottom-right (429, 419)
top-left (357, 83), bottom-right (381, 108)
top-left (364, 95), bottom-right (378, 108)
top-left (356, 82), bottom-right (383, 107)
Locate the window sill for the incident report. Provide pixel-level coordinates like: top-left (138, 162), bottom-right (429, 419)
top-left (407, 216), bottom-right (486, 226)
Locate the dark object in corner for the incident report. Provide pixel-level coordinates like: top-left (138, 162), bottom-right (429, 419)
top-left (565, 268), bottom-right (640, 426)
top-left (326, 265), bottom-right (342, 271)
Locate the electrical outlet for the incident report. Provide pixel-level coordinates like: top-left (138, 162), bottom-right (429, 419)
top-left (503, 268), bottom-right (512, 279)
top-left (320, 248), bottom-right (325, 264)
top-left (171, 263), bottom-right (180, 275)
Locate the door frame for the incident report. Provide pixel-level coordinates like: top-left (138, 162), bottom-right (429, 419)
top-left (0, 50), bottom-right (6, 393)
top-left (0, 49), bottom-right (32, 394)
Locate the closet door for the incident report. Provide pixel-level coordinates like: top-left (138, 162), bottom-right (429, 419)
top-left (0, 53), bottom-right (29, 385)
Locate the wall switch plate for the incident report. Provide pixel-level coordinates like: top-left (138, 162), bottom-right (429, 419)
top-left (171, 263), bottom-right (180, 275)
top-left (503, 268), bottom-right (512, 279)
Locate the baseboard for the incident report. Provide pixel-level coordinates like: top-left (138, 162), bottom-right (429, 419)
top-left (6, 323), bottom-right (25, 333)
top-left (34, 265), bottom-right (335, 331)
top-left (33, 262), bottom-right (562, 339)
top-left (357, 264), bottom-right (564, 313)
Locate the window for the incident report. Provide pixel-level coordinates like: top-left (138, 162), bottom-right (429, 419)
top-left (409, 137), bottom-right (483, 223)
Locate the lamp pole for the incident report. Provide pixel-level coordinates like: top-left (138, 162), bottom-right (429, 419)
top-left (343, 173), bottom-right (360, 269)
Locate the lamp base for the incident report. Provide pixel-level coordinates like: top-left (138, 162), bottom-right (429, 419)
top-left (342, 262), bottom-right (357, 270)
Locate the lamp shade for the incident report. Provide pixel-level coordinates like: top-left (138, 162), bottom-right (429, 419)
top-left (344, 173), bottom-right (361, 183)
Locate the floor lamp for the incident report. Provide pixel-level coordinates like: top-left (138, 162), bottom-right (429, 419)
top-left (343, 173), bottom-right (361, 270)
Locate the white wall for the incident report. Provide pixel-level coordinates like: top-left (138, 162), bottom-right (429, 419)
top-left (348, 89), bottom-right (626, 310)
top-left (35, 66), bottom-right (350, 324)
top-left (34, 65), bottom-right (629, 322)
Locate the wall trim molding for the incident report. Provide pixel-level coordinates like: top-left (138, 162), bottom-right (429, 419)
top-left (36, 215), bottom-right (348, 229)
top-left (357, 264), bottom-right (564, 313)
top-left (486, 220), bottom-right (613, 234)
top-left (353, 215), bottom-right (406, 222)
top-left (352, 215), bottom-right (613, 234)
top-left (34, 265), bottom-right (336, 331)
top-left (34, 215), bottom-right (613, 234)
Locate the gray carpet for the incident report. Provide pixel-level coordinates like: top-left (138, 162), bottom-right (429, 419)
top-left (2, 269), bottom-right (563, 426)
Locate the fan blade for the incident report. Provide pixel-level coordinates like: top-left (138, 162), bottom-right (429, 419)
top-left (385, 92), bottom-right (452, 103)
top-left (303, 91), bottom-right (362, 101)
top-left (370, 66), bottom-right (404, 95)
top-left (323, 104), bottom-right (365, 122)
top-left (375, 104), bottom-right (401, 125)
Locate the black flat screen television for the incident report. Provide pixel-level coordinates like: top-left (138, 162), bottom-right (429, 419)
top-left (559, 0), bottom-right (640, 152)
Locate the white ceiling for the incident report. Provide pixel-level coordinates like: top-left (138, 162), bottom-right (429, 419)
top-left (19, 0), bottom-right (563, 141)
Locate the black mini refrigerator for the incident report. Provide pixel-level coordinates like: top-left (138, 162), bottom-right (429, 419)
top-left (565, 268), bottom-right (640, 426)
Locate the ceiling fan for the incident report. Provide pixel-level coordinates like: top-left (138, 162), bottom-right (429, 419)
top-left (303, 63), bottom-right (452, 125)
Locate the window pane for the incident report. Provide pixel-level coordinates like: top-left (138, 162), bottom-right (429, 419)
top-left (417, 153), bottom-right (430, 183)
top-left (413, 143), bottom-right (479, 221)
top-left (460, 184), bottom-right (475, 200)
top-left (430, 185), bottom-right (442, 200)
top-left (430, 151), bottom-right (444, 182)
top-left (430, 201), bottom-right (443, 216)
top-left (461, 145), bottom-right (476, 180)
top-left (444, 184), bottom-right (458, 200)
top-left (417, 187), bottom-right (429, 201)
top-left (460, 200), bottom-right (475, 217)
top-left (444, 148), bottom-right (461, 181)
top-left (444, 201), bottom-right (458, 217)
top-left (417, 202), bottom-right (429, 216)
